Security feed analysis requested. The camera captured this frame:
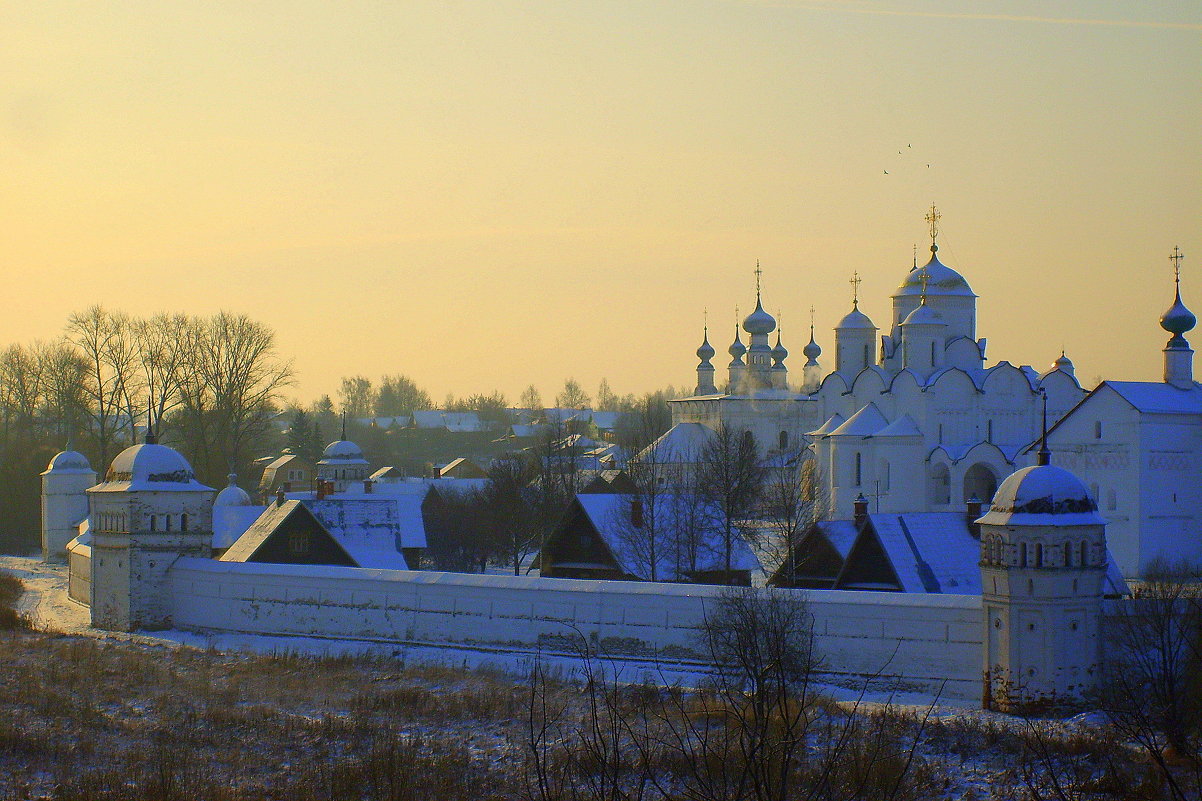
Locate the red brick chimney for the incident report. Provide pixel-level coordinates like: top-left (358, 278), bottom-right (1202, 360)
top-left (853, 493), bottom-right (869, 528)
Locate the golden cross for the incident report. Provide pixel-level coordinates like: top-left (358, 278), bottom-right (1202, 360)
top-left (924, 204), bottom-right (941, 250)
top-left (849, 271), bottom-right (862, 306)
top-left (754, 261), bottom-right (763, 298)
top-left (1171, 246), bottom-right (1185, 286)
top-left (920, 270), bottom-right (930, 302)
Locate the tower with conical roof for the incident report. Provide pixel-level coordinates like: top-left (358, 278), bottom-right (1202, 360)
top-left (1161, 246), bottom-right (1196, 389)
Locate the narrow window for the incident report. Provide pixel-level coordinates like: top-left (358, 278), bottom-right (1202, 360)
top-left (938, 423), bottom-right (943, 444)
top-left (181, 513), bottom-right (188, 532)
top-left (1106, 489), bottom-right (1117, 511)
top-left (1063, 543), bottom-right (1071, 567)
top-left (1079, 540), bottom-right (1088, 566)
top-left (1020, 542), bottom-right (1028, 567)
top-left (779, 430), bottom-right (788, 449)
top-left (165, 515), bottom-right (172, 531)
top-left (1094, 421), bottom-right (1102, 439)
top-left (863, 343), bottom-right (871, 366)
top-left (854, 452), bottom-right (862, 487)
top-left (1035, 543), bottom-right (1043, 568)
top-left (150, 515), bottom-right (157, 532)
top-left (930, 340), bottom-right (936, 365)
top-left (986, 419), bottom-right (993, 443)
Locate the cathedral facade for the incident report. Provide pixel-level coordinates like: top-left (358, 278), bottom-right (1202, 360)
top-left (670, 213), bottom-right (1087, 520)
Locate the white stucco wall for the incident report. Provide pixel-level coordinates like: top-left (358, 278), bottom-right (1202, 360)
top-left (168, 559), bottom-right (984, 700)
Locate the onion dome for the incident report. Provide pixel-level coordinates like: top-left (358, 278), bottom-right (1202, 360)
top-left (836, 303), bottom-right (876, 330)
top-left (44, 449), bottom-right (92, 474)
top-left (977, 465), bottom-right (1104, 526)
top-left (696, 329), bottom-right (716, 362)
top-left (1052, 352), bottom-right (1074, 375)
top-left (321, 440), bottom-right (365, 461)
top-left (214, 473), bottom-right (252, 507)
top-left (771, 331), bottom-right (788, 363)
top-left (895, 253), bottom-right (976, 298)
top-left (743, 298), bottom-right (777, 336)
top-left (96, 443), bottom-right (212, 492)
top-left (1161, 290), bottom-right (1196, 338)
top-left (803, 328), bottom-right (821, 361)
top-left (728, 326), bottom-right (747, 359)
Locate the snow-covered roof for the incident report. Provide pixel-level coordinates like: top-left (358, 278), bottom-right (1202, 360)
top-left (508, 424), bottom-right (546, 438)
top-left (214, 474), bottom-right (253, 507)
top-left (836, 304), bottom-right (876, 330)
top-left (857, 512), bottom-right (983, 594)
top-left (815, 520), bottom-right (859, 558)
top-left (807, 413), bottom-right (845, 437)
top-left (223, 497), bottom-right (422, 568)
top-left (875, 414), bottom-right (923, 437)
top-left (212, 505), bottom-right (266, 549)
top-left (829, 403), bottom-right (888, 437)
top-left (636, 422), bottom-right (716, 464)
top-left (1103, 380), bottom-right (1202, 415)
top-left (43, 450), bottom-right (93, 475)
top-left (589, 411), bottom-right (624, 431)
top-left (573, 492), bottom-right (760, 581)
top-left (319, 440), bottom-right (367, 464)
top-left (978, 465), bottom-right (1105, 527)
top-left (410, 410), bottom-right (485, 432)
top-left (894, 253), bottom-right (976, 298)
top-left (90, 443), bottom-right (213, 493)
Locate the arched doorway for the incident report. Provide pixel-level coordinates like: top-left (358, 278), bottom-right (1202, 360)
top-left (928, 463), bottom-right (951, 506)
top-left (963, 463), bottom-right (998, 504)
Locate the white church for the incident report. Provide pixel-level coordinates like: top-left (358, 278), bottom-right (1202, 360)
top-left (667, 210), bottom-right (1197, 578)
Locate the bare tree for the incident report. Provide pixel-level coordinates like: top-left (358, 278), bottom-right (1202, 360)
top-left (556, 378), bottom-right (591, 410)
top-left (520, 384), bottom-right (543, 412)
top-left (480, 457), bottom-right (540, 576)
top-left (338, 375), bottom-right (375, 419)
top-left (65, 306), bottom-right (141, 467)
top-left (135, 312), bottom-right (191, 428)
top-left (759, 455), bottom-right (816, 583)
top-left (697, 424), bottom-right (765, 578)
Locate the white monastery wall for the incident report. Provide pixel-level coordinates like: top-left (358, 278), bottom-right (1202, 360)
top-left (168, 558), bottom-right (984, 699)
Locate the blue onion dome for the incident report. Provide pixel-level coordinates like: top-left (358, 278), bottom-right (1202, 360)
top-left (1161, 290), bottom-right (1196, 338)
top-left (728, 327), bottom-right (747, 358)
top-left (1053, 352), bottom-right (1074, 373)
top-left (836, 303), bottom-right (876, 330)
top-left (743, 298), bottom-right (777, 336)
top-left (771, 332), bottom-right (788, 362)
top-left (696, 330), bottom-right (715, 362)
top-left (896, 253), bottom-right (975, 297)
top-left (215, 473), bottom-right (252, 507)
top-left (803, 331), bottom-right (821, 361)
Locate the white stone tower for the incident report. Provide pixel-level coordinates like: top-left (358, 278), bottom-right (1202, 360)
top-left (316, 435), bottom-right (371, 492)
top-left (834, 280), bottom-right (877, 379)
top-left (977, 425), bottom-right (1108, 712)
top-left (694, 325), bottom-right (717, 395)
top-left (41, 448), bottom-right (96, 561)
top-left (88, 433), bottom-right (214, 632)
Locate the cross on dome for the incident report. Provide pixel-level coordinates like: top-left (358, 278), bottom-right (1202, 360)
top-left (925, 204), bottom-right (941, 253)
top-left (755, 261), bottom-right (763, 300)
top-left (850, 271), bottom-right (862, 307)
top-left (1171, 246), bottom-right (1184, 286)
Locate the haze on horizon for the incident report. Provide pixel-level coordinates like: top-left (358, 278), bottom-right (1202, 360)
top-left (3, 1), bottom-right (1199, 405)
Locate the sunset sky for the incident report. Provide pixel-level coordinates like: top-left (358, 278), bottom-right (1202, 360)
top-left (3, 1), bottom-right (1199, 405)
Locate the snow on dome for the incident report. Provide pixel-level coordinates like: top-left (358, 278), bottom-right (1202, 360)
top-left (742, 299), bottom-right (777, 336)
top-left (96, 443), bottom-right (211, 492)
top-left (836, 305), bottom-right (876, 330)
top-left (215, 473), bottom-right (253, 507)
top-left (895, 254), bottom-right (976, 298)
top-left (44, 450), bottom-right (92, 474)
top-left (977, 465), bottom-right (1105, 527)
top-left (901, 302), bottom-right (944, 326)
top-left (321, 440), bottom-right (365, 461)
top-left (728, 330), bottom-right (747, 359)
top-left (771, 333), bottom-right (788, 362)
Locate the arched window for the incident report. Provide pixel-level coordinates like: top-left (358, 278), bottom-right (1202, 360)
top-left (1063, 542), bottom-right (1071, 567)
top-left (165, 515), bottom-right (172, 531)
top-left (779, 430), bottom-right (788, 449)
top-left (1020, 542), bottom-right (1028, 568)
top-left (150, 515), bottom-right (157, 532)
top-left (854, 452), bottom-right (862, 487)
top-left (1079, 540), bottom-right (1088, 566)
top-left (1035, 543), bottom-right (1043, 568)
top-left (181, 513), bottom-right (188, 532)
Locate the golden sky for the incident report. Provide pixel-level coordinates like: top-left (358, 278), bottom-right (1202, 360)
top-left (3, 1), bottom-right (1199, 404)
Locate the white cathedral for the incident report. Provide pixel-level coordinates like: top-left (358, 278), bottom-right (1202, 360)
top-left (667, 211), bottom-right (1199, 579)
top-left (671, 209), bottom-right (1086, 519)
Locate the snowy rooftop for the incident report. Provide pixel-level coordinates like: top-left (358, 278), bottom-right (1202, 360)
top-left (978, 465), bottom-right (1105, 527)
top-left (1104, 380), bottom-right (1202, 415)
top-left (863, 512), bottom-right (983, 594)
top-left (43, 450), bottom-right (94, 475)
top-left (574, 492), bottom-right (760, 582)
top-left (91, 443), bottom-right (213, 493)
top-left (635, 422), bottom-right (716, 464)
